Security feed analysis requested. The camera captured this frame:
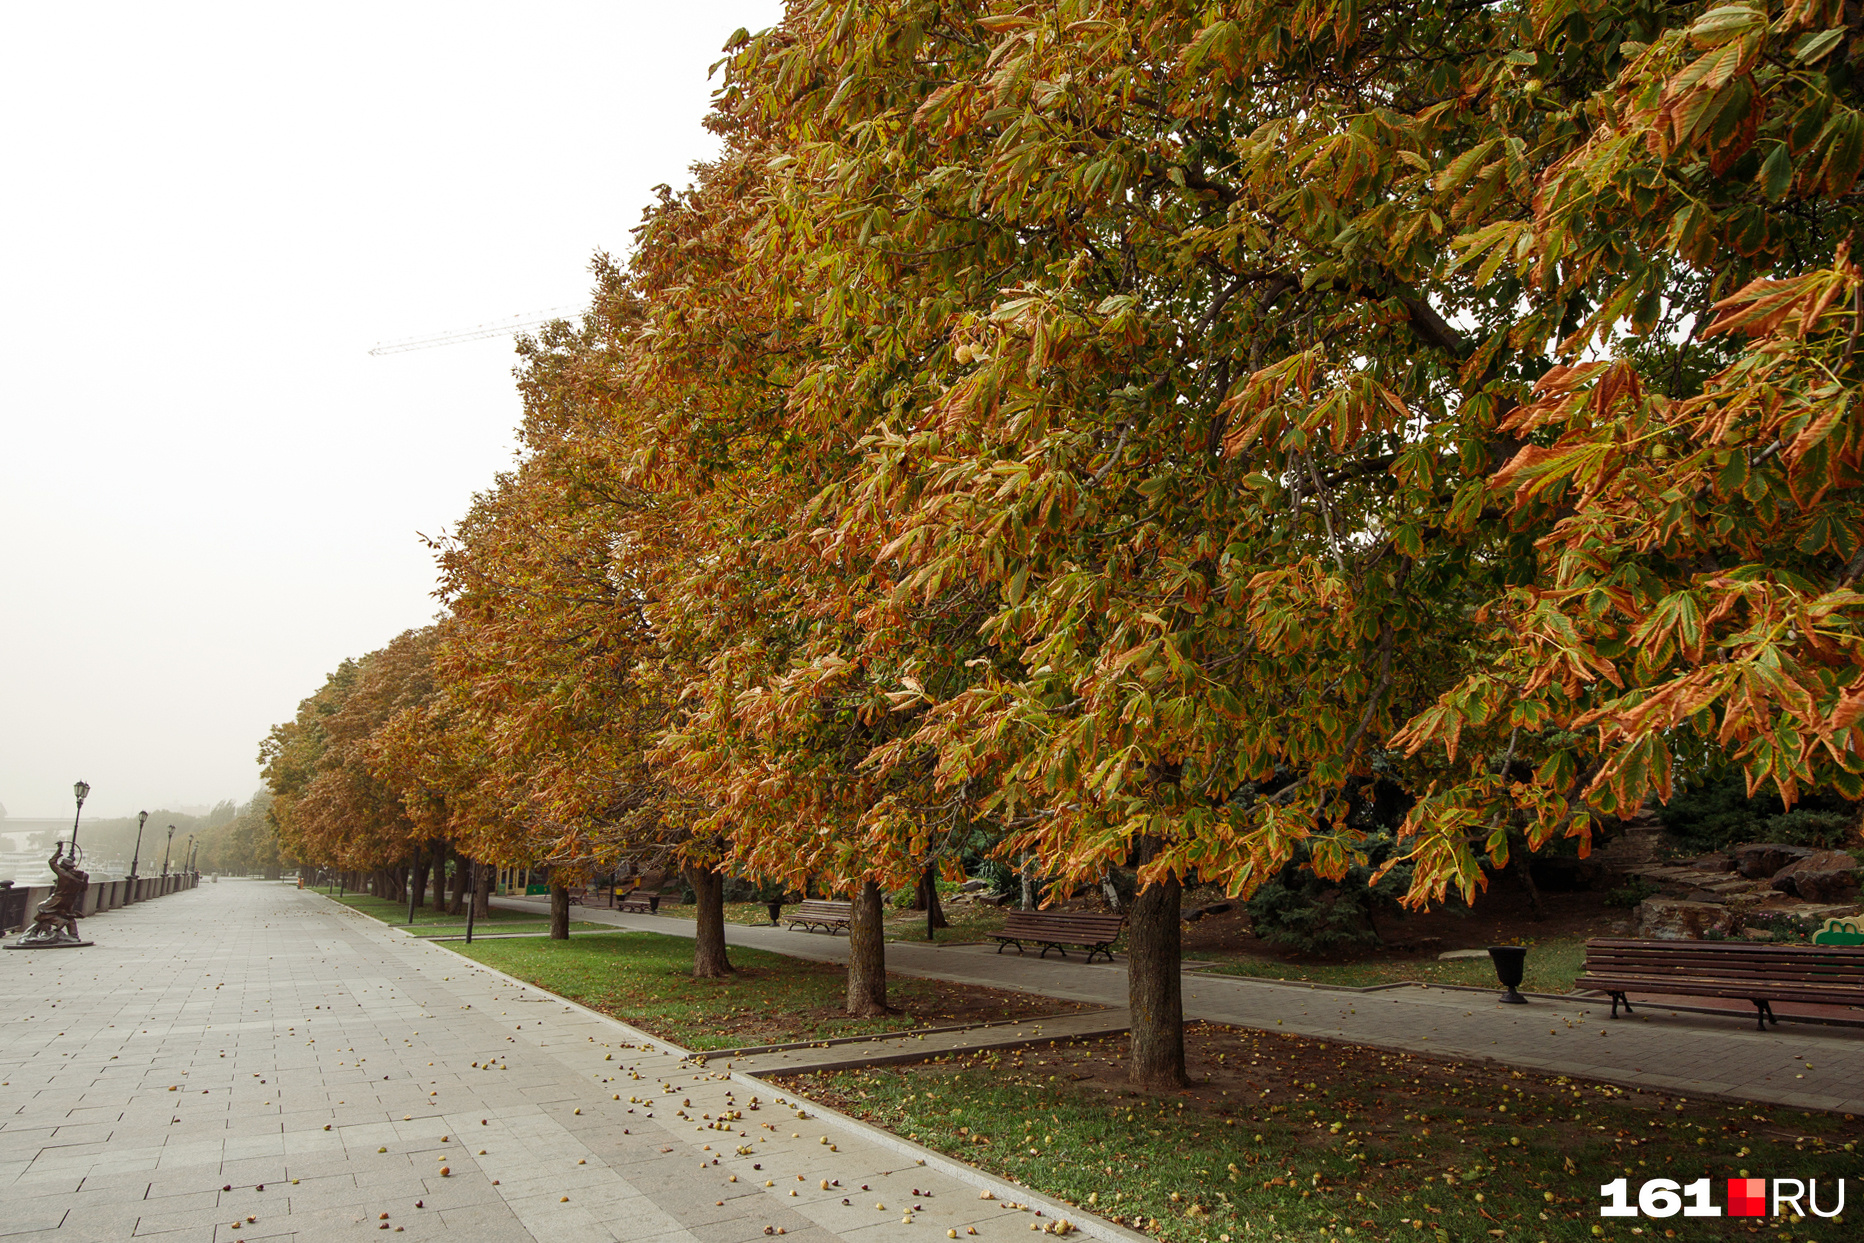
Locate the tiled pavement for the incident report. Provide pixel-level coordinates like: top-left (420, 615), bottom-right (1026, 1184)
top-left (0, 883), bottom-right (1136, 1242)
top-left (500, 897), bottom-right (1864, 1115)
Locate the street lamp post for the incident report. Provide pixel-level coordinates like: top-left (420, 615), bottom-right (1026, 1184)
top-left (128, 811), bottom-right (148, 900)
top-left (185, 836), bottom-right (196, 885)
top-left (465, 858), bottom-right (478, 944)
top-left (68, 781), bottom-right (90, 852)
top-left (161, 825), bottom-right (175, 887)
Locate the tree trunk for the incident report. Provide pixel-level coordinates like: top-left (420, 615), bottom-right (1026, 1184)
top-left (687, 866), bottom-right (735, 978)
top-left (1127, 838), bottom-right (1188, 1090)
top-left (473, 860), bottom-right (493, 919)
top-left (918, 865), bottom-right (948, 938)
top-left (1019, 851), bottom-right (1034, 910)
top-left (1511, 842), bottom-right (1546, 921)
top-left (447, 844), bottom-right (468, 915)
top-left (549, 884), bottom-right (570, 939)
top-left (845, 880), bottom-right (894, 1016)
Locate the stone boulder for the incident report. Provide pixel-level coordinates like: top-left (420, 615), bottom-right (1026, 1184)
top-left (1635, 898), bottom-right (1736, 940)
top-left (1734, 843), bottom-right (1817, 880)
top-left (1690, 853), bottom-right (1737, 873)
top-left (1768, 851), bottom-right (1861, 903)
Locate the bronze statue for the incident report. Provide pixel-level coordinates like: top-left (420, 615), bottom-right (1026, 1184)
top-left (12, 844), bottom-right (91, 948)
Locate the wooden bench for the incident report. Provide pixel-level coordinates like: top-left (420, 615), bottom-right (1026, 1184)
top-left (1577, 938), bottom-right (1864, 1030)
top-left (614, 888), bottom-right (662, 914)
top-left (991, 911), bottom-right (1125, 964)
top-left (786, 899), bottom-right (853, 934)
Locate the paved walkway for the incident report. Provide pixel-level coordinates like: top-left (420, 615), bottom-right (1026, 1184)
top-left (0, 883), bottom-right (1134, 1242)
top-left (718, 1009), bottom-right (1133, 1078)
top-left (497, 896), bottom-right (1864, 1114)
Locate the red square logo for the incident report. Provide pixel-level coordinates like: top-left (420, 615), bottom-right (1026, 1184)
top-left (1727, 1178), bottom-right (1768, 1217)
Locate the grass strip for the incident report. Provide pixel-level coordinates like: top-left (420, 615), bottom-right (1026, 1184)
top-left (408, 922), bottom-right (611, 937)
top-left (439, 928), bottom-right (1083, 1050)
top-left (322, 892), bottom-right (560, 927)
top-left (782, 1020), bottom-right (1861, 1243)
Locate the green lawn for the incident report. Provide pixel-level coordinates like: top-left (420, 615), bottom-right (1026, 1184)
top-left (1201, 936), bottom-right (1589, 995)
top-left (439, 929), bottom-right (1076, 1050)
top-left (324, 891), bottom-right (549, 926)
top-left (786, 1021), bottom-right (1863, 1243)
top-left (882, 901), bottom-right (1014, 945)
top-left (406, 921), bottom-right (611, 937)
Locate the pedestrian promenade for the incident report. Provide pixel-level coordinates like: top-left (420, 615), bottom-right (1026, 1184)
top-left (497, 896), bottom-right (1864, 1115)
top-left (0, 883), bottom-right (1135, 1242)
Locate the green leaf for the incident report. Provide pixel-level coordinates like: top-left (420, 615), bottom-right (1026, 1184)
top-left (1686, 4), bottom-right (1765, 47)
top-left (1715, 451), bottom-right (1750, 497)
top-left (1435, 139), bottom-right (1499, 194)
top-left (1758, 141), bottom-right (1793, 201)
top-left (1792, 28), bottom-right (1846, 63)
top-left (1818, 111), bottom-right (1864, 197)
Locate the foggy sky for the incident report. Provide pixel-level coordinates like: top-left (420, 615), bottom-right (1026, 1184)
top-left (0, 1), bottom-right (784, 818)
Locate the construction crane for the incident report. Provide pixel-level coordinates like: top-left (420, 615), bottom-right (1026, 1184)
top-left (368, 306), bottom-right (576, 356)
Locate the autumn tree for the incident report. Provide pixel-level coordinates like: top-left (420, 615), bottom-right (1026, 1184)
top-left (673, 0), bottom-right (1864, 1083)
top-left (426, 280), bottom-right (754, 967)
top-left (262, 629), bottom-right (445, 894)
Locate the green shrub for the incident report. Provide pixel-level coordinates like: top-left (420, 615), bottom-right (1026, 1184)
top-left (1602, 877), bottom-right (1661, 908)
top-left (1657, 772), bottom-right (1858, 853)
top-left (1246, 847), bottom-right (1411, 956)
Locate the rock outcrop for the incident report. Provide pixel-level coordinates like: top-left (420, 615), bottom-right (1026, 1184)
top-left (1768, 851), bottom-right (1860, 904)
top-left (1733, 843), bottom-right (1817, 880)
top-left (1635, 898), bottom-right (1736, 940)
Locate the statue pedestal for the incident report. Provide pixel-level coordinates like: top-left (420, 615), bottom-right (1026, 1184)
top-left (8, 928), bottom-right (93, 949)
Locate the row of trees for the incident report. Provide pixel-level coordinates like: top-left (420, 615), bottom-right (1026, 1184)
top-left (263, 0), bottom-right (1863, 1088)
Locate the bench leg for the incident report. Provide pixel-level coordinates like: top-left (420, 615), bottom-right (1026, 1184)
top-left (996, 940), bottom-right (1024, 955)
top-left (1752, 999), bottom-right (1778, 1031)
top-left (1085, 944), bottom-right (1112, 964)
top-left (1609, 992), bottom-right (1632, 1019)
top-left (1036, 943), bottom-right (1068, 960)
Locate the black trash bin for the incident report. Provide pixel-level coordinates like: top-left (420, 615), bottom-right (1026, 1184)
top-left (1487, 945), bottom-right (1529, 1004)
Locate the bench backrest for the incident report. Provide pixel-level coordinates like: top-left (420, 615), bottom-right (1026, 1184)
top-left (794, 899), bottom-right (853, 917)
top-left (1583, 937), bottom-right (1864, 985)
top-left (1000, 911), bottom-right (1125, 938)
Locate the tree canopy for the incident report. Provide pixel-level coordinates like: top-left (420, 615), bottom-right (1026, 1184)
top-left (256, 0), bottom-right (1864, 1084)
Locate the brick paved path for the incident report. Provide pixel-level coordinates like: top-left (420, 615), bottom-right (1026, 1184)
top-left (503, 898), bottom-right (1864, 1115)
top-left (0, 883), bottom-right (1132, 1242)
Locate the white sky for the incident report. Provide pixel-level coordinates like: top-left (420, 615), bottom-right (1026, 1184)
top-left (0, 1), bottom-right (784, 819)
